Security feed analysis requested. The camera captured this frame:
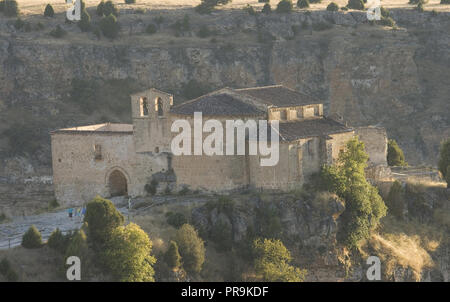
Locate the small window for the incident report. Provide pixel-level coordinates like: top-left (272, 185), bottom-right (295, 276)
top-left (140, 97), bottom-right (148, 116)
top-left (155, 147), bottom-right (159, 153)
top-left (297, 108), bottom-right (303, 118)
top-left (155, 97), bottom-right (163, 117)
top-left (94, 144), bottom-right (102, 160)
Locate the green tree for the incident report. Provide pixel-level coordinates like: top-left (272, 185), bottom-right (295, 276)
top-left (321, 138), bottom-right (387, 249)
top-left (327, 2), bottom-right (339, 11)
top-left (386, 180), bottom-right (404, 219)
top-left (262, 3), bottom-right (272, 14)
top-left (47, 228), bottom-right (70, 254)
top-left (175, 224), bottom-right (205, 275)
top-left (195, 0), bottom-right (231, 14)
top-left (65, 229), bottom-right (90, 274)
top-left (125, 0), bottom-right (136, 3)
top-left (438, 139), bottom-right (450, 188)
top-left (21, 225), bottom-right (42, 249)
top-left (347, 0), bottom-right (364, 10)
top-left (387, 139), bottom-right (407, 166)
top-left (297, 0), bottom-right (309, 8)
top-left (276, 0), bottom-right (293, 13)
top-left (253, 238), bottom-right (307, 282)
top-left (44, 4), bottom-right (54, 17)
top-left (103, 223), bottom-right (156, 282)
top-left (84, 196), bottom-right (124, 248)
top-left (165, 240), bottom-right (182, 270)
top-left (100, 13), bottom-right (120, 39)
top-left (3, 0), bottom-right (19, 17)
top-left (78, 8), bottom-right (91, 32)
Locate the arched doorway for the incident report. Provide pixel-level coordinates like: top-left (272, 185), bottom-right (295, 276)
top-left (108, 170), bottom-right (128, 197)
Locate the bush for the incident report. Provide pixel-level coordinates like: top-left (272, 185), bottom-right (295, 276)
top-left (145, 23), bottom-right (157, 34)
top-left (253, 238), bottom-right (307, 282)
top-left (175, 224), bottom-right (205, 275)
top-left (166, 212), bottom-right (187, 229)
top-left (0, 212), bottom-right (7, 223)
top-left (78, 8), bottom-right (91, 32)
top-left (386, 181), bottom-right (404, 219)
top-left (195, 0), bottom-right (231, 14)
top-left (321, 138), bottom-right (387, 249)
top-left (100, 13), bottom-right (120, 39)
top-left (297, 0), bottom-right (309, 8)
top-left (327, 2), bottom-right (339, 11)
top-left (2, 0), bottom-right (19, 17)
top-left (47, 228), bottom-right (69, 253)
top-left (259, 0), bottom-right (269, 2)
top-left (347, 0), bottom-right (364, 10)
top-left (48, 199), bottom-right (60, 210)
top-left (243, 4), bottom-right (257, 15)
top-left (49, 25), bottom-right (66, 38)
top-left (0, 258), bottom-right (18, 282)
top-left (97, 0), bottom-right (118, 17)
top-left (387, 139), bottom-right (407, 166)
top-left (22, 225), bottom-right (42, 249)
top-left (125, 0), bottom-right (136, 3)
top-left (172, 15), bottom-right (190, 37)
top-left (309, 0), bottom-right (321, 2)
top-left (197, 25), bottom-right (212, 38)
top-left (145, 179), bottom-right (158, 195)
top-left (276, 0), bottom-right (293, 13)
top-left (379, 16), bottom-right (395, 27)
top-left (103, 223), bottom-right (156, 281)
top-left (84, 196), bottom-right (124, 248)
top-left (417, 2), bottom-right (424, 12)
top-left (438, 139), bottom-right (450, 188)
top-left (165, 240), bottom-right (181, 270)
top-left (262, 3), bottom-right (272, 14)
top-left (65, 229), bottom-right (90, 273)
top-left (44, 4), bottom-right (54, 17)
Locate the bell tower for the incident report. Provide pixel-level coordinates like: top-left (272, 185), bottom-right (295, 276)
top-left (130, 88), bottom-right (173, 154)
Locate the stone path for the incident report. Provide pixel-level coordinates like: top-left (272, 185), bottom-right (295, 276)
top-left (0, 206), bottom-right (129, 250)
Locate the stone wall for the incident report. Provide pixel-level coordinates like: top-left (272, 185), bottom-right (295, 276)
top-left (356, 126), bottom-right (388, 167)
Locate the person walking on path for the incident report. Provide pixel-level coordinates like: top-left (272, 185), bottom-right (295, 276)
top-left (68, 208), bottom-right (73, 219)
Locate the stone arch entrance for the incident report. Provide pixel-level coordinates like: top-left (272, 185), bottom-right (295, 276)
top-left (108, 169), bottom-right (128, 197)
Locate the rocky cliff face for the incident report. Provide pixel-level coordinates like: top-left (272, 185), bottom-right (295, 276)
top-left (0, 9), bottom-right (449, 188)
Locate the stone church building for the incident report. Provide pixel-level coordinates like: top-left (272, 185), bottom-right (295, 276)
top-left (51, 85), bottom-right (388, 205)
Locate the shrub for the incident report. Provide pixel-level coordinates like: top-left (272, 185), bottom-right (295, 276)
top-left (47, 228), bottom-right (70, 254)
top-left (409, 0), bottom-right (425, 3)
top-left (253, 238), bottom-right (307, 282)
top-left (0, 258), bottom-right (18, 282)
top-left (417, 2), bottom-right (424, 12)
top-left (309, 0), bottom-right (321, 2)
top-left (97, 1), bottom-right (118, 17)
top-left (48, 199), bottom-right (59, 210)
top-left (438, 139), bottom-right (450, 188)
top-left (195, 0), bottom-right (231, 14)
top-left (165, 240), bottom-right (181, 270)
top-left (125, 0), bottom-right (136, 3)
top-left (321, 138), bottom-right (387, 249)
top-left (84, 196), bottom-right (124, 248)
top-left (255, 202), bottom-right (282, 238)
top-left (327, 2), bottom-right (339, 11)
top-left (103, 223), bottom-right (156, 281)
top-left (175, 224), bottom-right (205, 275)
top-left (49, 25), bottom-right (66, 38)
top-left (347, 0), bottom-right (364, 10)
top-left (379, 16), bottom-right (395, 27)
top-left (259, 0), bottom-right (269, 2)
top-left (387, 139), bottom-right (407, 166)
top-left (145, 179), bottom-right (158, 195)
top-left (172, 15), bottom-right (190, 36)
top-left (297, 0), bottom-right (309, 8)
top-left (276, 0), bottom-right (293, 13)
top-left (197, 25), bottom-right (212, 38)
top-left (145, 23), bottom-right (157, 34)
top-left (44, 4), bottom-right (54, 17)
top-left (65, 230), bottom-right (90, 273)
top-left (22, 225), bottom-right (42, 249)
top-left (166, 212), bottom-right (187, 229)
top-left (243, 4), bottom-right (257, 15)
top-left (3, 0), bottom-right (19, 17)
top-left (341, 6), bottom-right (348, 11)
top-left (386, 181), bottom-right (404, 219)
top-left (78, 8), bottom-right (91, 32)
top-left (100, 13), bottom-right (120, 39)
top-left (262, 3), bottom-right (272, 14)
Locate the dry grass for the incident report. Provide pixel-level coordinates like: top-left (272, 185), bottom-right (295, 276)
top-left (368, 233), bottom-right (434, 281)
top-left (0, 245), bottom-right (64, 282)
